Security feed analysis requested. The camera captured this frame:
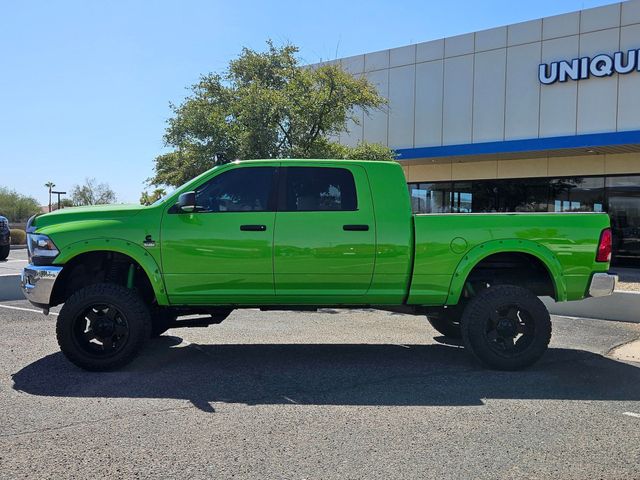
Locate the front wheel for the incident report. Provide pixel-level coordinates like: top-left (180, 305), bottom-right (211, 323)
top-left (460, 285), bottom-right (552, 371)
top-left (56, 283), bottom-right (151, 371)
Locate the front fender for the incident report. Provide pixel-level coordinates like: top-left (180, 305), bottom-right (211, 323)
top-left (445, 239), bottom-right (566, 305)
top-left (54, 238), bottom-right (169, 305)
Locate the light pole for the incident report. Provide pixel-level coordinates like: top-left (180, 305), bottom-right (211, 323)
top-left (51, 190), bottom-right (67, 210)
top-left (44, 182), bottom-right (55, 212)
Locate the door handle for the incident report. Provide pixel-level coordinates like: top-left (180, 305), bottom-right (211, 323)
top-left (343, 224), bottom-right (369, 231)
top-left (240, 224), bottom-right (267, 231)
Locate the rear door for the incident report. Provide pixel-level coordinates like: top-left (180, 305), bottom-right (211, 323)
top-left (273, 165), bottom-right (376, 298)
top-left (161, 165), bottom-right (278, 304)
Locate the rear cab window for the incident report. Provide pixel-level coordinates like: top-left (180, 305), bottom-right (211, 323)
top-left (281, 167), bottom-right (358, 211)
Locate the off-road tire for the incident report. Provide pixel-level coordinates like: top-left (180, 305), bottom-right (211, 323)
top-left (0, 244), bottom-right (9, 261)
top-left (460, 285), bottom-right (552, 371)
top-left (56, 283), bottom-right (151, 371)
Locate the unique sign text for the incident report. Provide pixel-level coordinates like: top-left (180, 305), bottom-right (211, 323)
top-left (539, 49), bottom-right (639, 85)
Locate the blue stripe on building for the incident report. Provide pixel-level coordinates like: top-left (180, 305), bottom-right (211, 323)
top-left (395, 130), bottom-right (640, 160)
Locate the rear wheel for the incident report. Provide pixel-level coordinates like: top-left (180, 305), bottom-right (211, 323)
top-left (56, 283), bottom-right (151, 371)
top-left (0, 244), bottom-right (9, 261)
top-left (460, 285), bottom-right (551, 371)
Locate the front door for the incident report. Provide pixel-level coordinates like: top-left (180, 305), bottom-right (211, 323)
top-left (273, 165), bottom-right (376, 300)
top-left (161, 165), bottom-right (278, 304)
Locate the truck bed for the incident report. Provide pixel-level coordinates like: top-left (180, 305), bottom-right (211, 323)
top-left (408, 212), bottom-right (611, 306)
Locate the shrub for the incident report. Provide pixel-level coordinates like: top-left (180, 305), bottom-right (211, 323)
top-left (10, 229), bottom-right (26, 245)
top-left (0, 187), bottom-right (40, 222)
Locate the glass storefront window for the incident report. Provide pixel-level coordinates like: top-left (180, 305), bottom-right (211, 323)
top-left (606, 176), bottom-right (640, 264)
top-left (409, 182), bottom-right (452, 213)
top-left (452, 182), bottom-right (473, 213)
top-left (549, 177), bottom-right (605, 212)
top-left (497, 178), bottom-right (549, 212)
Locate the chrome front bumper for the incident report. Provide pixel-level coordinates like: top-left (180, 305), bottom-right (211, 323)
top-left (20, 264), bottom-right (63, 307)
top-left (588, 272), bottom-right (618, 298)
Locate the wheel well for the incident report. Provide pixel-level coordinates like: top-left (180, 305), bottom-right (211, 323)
top-left (50, 251), bottom-right (156, 307)
top-left (464, 252), bottom-right (556, 300)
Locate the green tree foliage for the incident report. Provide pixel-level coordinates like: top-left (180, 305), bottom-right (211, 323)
top-left (150, 41), bottom-right (394, 188)
top-left (0, 187), bottom-right (41, 222)
top-left (70, 178), bottom-right (117, 206)
top-left (139, 188), bottom-right (167, 206)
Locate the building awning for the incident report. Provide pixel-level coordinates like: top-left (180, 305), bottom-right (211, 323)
top-left (396, 130), bottom-right (640, 163)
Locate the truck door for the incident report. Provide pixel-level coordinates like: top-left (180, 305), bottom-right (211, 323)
top-left (274, 165), bottom-right (376, 298)
top-left (160, 165), bottom-right (278, 304)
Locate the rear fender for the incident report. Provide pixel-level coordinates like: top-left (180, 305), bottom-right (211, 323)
top-left (445, 239), bottom-right (566, 305)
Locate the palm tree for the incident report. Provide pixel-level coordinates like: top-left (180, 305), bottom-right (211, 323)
top-left (44, 181), bottom-right (55, 212)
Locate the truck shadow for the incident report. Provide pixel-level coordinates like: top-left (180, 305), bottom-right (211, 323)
top-left (12, 337), bottom-right (640, 412)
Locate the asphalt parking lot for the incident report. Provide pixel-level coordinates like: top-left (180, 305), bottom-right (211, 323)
top-left (1, 251), bottom-right (640, 479)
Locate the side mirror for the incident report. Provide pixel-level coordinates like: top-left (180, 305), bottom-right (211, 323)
top-left (177, 191), bottom-right (197, 212)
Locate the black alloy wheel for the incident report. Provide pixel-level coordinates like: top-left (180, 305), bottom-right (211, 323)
top-left (57, 283), bottom-right (151, 371)
top-left (460, 285), bottom-right (552, 370)
top-left (71, 304), bottom-right (130, 357)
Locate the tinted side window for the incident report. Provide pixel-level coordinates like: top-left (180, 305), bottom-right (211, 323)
top-left (195, 167), bottom-right (276, 212)
top-left (283, 167), bottom-right (357, 211)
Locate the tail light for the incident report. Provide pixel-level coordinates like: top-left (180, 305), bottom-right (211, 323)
top-left (596, 228), bottom-right (612, 263)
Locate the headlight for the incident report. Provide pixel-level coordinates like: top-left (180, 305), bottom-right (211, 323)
top-left (27, 234), bottom-right (60, 264)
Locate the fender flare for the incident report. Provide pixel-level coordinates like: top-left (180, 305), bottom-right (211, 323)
top-left (53, 238), bottom-right (169, 305)
top-left (445, 239), bottom-right (566, 305)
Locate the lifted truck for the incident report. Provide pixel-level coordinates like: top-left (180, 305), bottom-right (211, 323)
top-left (20, 160), bottom-right (617, 371)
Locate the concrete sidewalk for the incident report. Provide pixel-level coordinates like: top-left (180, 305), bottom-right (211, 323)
top-left (543, 292), bottom-right (640, 324)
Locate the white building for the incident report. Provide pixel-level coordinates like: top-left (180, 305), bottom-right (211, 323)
top-left (326, 0), bottom-right (640, 265)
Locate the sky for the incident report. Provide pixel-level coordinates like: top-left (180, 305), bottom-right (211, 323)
top-left (0, 0), bottom-right (619, 205)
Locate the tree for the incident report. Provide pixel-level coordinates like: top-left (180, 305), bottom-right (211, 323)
top-left (150, 41), bottom-right (394, 188)
top-left (0, 187), bottom-right (41, 222)
top-left (70, 178), bottom-right (117, 206)
top-left (311, 140), bottom-right (397, 162)
top-left (44, 181), bottom-right (55, 213)
top-left (139, 188), bottom-right (166, 206)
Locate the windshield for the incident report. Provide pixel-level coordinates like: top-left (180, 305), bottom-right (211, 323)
top-left (151, 188), bottom-right (175, 206)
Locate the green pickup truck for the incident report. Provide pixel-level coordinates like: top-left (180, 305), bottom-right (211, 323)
top-left (21, 160), bottom-right (617, 371)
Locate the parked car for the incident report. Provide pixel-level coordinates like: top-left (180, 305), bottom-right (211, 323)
top-left (0, 215), bottom-right (10, 260)
top-left (20, 160), bottom-right (617, 371)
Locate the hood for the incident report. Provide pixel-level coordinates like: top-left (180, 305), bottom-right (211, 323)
top-left (33, 204), bottom-right (145, 230)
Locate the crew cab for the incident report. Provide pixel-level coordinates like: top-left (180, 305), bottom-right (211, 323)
top-left (20, 160), bottom-right (617, 371)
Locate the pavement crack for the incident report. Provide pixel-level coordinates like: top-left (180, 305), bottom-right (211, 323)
top-left (0, 404), bottom-right (196, 439)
